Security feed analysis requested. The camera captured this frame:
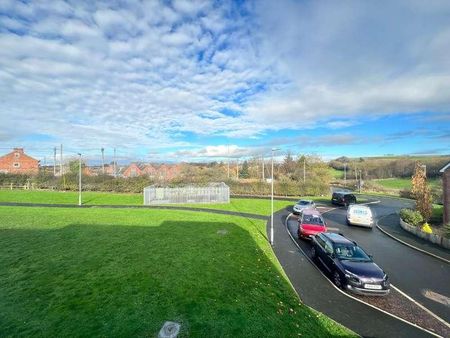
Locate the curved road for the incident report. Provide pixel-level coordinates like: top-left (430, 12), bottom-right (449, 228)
top-left (280, 195), bottom-right (449, 337)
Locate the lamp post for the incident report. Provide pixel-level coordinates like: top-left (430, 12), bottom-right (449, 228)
top-left (420, 164), bottom-right (427, 177)
top-left (344, 163), bottom-right (347, 182)
top-left (271, 148), bottom-right (279, 246)
top-left (77, 153), bottom-right (82, 206)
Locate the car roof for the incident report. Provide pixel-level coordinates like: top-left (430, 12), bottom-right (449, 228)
top-left (297, 199), bottom-right (313, 203)
top-left (348, 204), bottom-right (370, 210)
top-left (322, 232), bottom-right (354, 245)
top-left (302, 208), bottom-right (321, 216)
top-left (333, 191), bottom-right (354, 195)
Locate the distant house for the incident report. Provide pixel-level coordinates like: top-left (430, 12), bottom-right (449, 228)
top-left (123, 163), bottom-right (143, 178)
top-left (440, 162), bottom-right (450, 225)
top-left (142, 164), bottom-right (157, 178)
top-left (0, 148), bottom-right (39, 175)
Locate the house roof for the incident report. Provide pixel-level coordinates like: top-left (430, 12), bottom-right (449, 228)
top-left (440, 162), bottom-right (450, 173)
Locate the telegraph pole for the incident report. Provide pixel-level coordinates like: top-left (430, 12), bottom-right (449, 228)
top-left (53, 147), bottom-right (56, 176)
top-left (227, 145), bottom-right (230, 179)
top-left (101, 147), bottom-right (105, 174)
top-left (60, 144), bottom-right (63, 176)
top-left (359, 170), bottom-right (362, 193)
top-left (344, 163), bottom-right (347, 182)
top-left (236, 158), bottom-right (239, 180)
top-left (113, 147), bottom-right (116, 177)
top-left (303, 156), bottom-right (306, 183)
top-left (262, 155), bottom-right (265, 181)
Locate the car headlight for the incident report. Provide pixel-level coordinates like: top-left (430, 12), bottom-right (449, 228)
top-left (345, 269), bottom-right (362, 285)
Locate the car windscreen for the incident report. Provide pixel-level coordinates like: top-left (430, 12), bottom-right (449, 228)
top-left (302, 215), bottom-right (324, 225)
top-left (297, 200), bottom-right (310, 205)
top-left (334, 244), bottom-right (371, 262)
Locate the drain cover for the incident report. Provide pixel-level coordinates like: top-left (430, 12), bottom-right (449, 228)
top-left (158, 321), bottom-right (180, 338)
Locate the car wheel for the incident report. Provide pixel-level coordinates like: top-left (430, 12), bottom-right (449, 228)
top-left (311, 246), bottom-right (317, 259)
top-left (333, 271), bottom-right (343, 289)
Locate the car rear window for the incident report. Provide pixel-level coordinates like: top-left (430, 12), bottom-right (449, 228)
top-left (351, 208), bottom-right (369, 215)
top-left (303, 215), bottom-right (324, 225)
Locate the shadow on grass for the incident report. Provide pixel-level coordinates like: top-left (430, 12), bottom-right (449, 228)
top-left (0, 221), bottom-right (353, 338)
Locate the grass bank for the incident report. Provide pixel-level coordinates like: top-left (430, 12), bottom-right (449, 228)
top-left (0, 206), bottom-right (354, 337)
top-left (0, 190), bottom-right (332, 216)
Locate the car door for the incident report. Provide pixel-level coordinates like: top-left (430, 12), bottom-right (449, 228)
top-left (322, 239), bottom-right (335, 272)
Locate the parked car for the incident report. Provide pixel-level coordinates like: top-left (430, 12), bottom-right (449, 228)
top-left (298, 209), bottom-right (327, 239)
top-left (347, 204), bottom-right (373, 228)
top-left (331, 192), bottom-right (356, 206)
top-left (311, 232), bottom-right (390, 296)
top-left (293, 199), bottom-right (316, 215)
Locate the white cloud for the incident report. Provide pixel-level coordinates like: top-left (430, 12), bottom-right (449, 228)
top-left (0, 0), bottom-right (449, 160)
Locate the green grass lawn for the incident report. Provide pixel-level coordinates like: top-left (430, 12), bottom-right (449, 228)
top-left (372, 178), bottom-right (440, 190)
top-left (0, 190), bottom-right (333, 216)
top-left (0, 206), bottom-right (354, 337)
top-left (328, 168), bottom-right (343, 179)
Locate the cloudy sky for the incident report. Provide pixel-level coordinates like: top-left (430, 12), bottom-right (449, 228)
top-left (0, 0), bottom-right (449, 163)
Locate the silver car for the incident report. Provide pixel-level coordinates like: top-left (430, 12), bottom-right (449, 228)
top-left (293, 200), bottom-right (316, 215)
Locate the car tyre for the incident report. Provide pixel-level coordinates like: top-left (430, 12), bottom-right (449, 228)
top-left (333, 271), bottom-right (343, 289)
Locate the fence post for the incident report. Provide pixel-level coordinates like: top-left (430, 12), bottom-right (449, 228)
top-left (10, 182), bottom-right (13, 190)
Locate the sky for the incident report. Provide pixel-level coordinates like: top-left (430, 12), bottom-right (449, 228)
top-left (0, 0), bottom-right (449, 164)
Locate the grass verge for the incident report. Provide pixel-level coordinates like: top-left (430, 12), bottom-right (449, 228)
top-left (0, 190), bottom-right (332, 216)
top-left (0, 206), bottom-right (355, 337)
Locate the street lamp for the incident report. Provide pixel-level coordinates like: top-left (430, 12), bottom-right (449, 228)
top-left (270, 148), bottom-right (279, 246)
top-left (420, 164), bottom-right (427, 177)
top-left (77, 153), bottom-right (82, 206)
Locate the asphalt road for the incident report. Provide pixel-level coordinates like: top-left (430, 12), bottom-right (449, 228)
top-left (327, 195), bottom-right (450, 323)
top-left (273, 208), bottom-right (433, 337)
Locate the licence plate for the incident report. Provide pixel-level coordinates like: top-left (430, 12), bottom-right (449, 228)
top-left (364, 284), bottom-right (382, 290)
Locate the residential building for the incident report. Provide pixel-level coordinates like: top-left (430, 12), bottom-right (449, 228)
top-left (0, 148), bottom-right (39, 174)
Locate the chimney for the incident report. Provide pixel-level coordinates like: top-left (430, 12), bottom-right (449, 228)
top-left (13, 148), bottom-right (24, 153)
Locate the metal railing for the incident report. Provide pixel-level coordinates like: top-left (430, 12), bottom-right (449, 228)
top-left (143, 182), bottom-right (230, 205)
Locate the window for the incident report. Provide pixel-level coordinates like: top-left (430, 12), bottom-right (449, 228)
top-left (324, 240), bottom-right (333, 254)
top-left (14, 152), bottom-right (20, 158)
top-left (13, 162), bottom-right (20, 168)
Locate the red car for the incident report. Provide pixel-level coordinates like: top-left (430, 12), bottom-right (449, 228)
top-left (298, 209), bottom-right (327, 239)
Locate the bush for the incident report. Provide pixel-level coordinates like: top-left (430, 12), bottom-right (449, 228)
top-left (400, 208), bottom-right (423, 226)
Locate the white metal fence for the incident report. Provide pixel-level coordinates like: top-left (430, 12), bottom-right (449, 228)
top-left (143, 183), bottom-right (230, 205)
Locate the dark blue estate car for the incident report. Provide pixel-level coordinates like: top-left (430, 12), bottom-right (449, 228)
top-left (311, 232), bottom-right (390, 296)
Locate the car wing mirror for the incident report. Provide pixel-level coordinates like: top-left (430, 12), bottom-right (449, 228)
top-left (368, 254), bottom-right (373, 258)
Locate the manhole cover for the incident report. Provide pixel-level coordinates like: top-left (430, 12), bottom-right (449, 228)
top-left (217, 229), bottom-right (228, 235)
top-left (158, 321), bottom-right (180, 338)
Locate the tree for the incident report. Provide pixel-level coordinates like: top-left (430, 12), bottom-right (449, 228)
top-left (239, 160), bottom-right (250, 178)
top-left (281, 151), bottom-right (296, 177)
top-left (411, 164), bottom-right (432, 222)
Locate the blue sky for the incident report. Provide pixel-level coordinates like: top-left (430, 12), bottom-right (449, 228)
top-left (0, 0), bottom-right (449, 163)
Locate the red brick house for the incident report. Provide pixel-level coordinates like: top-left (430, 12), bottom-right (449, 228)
top-left (142, 164), bottom-right (157, 178)
top-left (122, 163), bottom-right (142, 178)
top-left (0, 148), bottom-right (39, 175)
top-left (440, 162), bottom-right (450, 225)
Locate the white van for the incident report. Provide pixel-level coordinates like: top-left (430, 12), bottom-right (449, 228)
top-left (346, 205), bottom-right (373, 228)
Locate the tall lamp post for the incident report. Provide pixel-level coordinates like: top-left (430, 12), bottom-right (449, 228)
top-left (420, 164), bottom-right (427, 177)
top-left (77, 153), bottom-right (82, 206)
top-left (270, 148), bottom-right (279, 246)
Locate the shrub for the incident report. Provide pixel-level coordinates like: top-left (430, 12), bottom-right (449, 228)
top-left (400, 208), bottom-right (423, 226)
